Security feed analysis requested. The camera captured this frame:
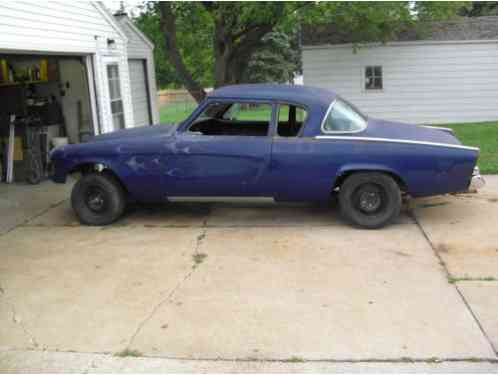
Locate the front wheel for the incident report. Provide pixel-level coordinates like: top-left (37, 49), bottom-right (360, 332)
top-left (338, 172), bottom-right (401, 229)
top-left (71, 172), bottom-right (126, 226)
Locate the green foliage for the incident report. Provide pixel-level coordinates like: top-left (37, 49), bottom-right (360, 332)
top-left (414, 2), bottom-right (470, 21)
top-left (458, 1), bottom-right (498, 16)
top-left (242, 30), bottom-right (301, 84)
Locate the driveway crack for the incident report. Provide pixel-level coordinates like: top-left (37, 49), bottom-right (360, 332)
top-left (410, 209), bottom-right (498, 356)
top-left (126, 225), bottom-right (208, 349)
top-left (0, 282), bottom-right (39, 349)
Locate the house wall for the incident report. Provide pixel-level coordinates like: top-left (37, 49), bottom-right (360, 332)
top-left (0, 1), bottom-right (135, 133)
top-left (303, 41), bottom-right (498, 124)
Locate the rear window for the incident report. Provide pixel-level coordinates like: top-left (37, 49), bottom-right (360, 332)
top-left (322, 99), bottom-right (367, 133)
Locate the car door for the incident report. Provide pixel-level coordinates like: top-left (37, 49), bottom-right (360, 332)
top-left (268, 103), bottom-right (337, 201)
top-left (162, 100), bottom-right (275, 197)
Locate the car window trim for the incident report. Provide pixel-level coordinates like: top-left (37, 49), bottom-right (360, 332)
top-left (274, 101), bottom-right (310, 139)
top-left (183, 98), bottom-right (276, 138)
top-left (320, 99), bottom-right (368, 134)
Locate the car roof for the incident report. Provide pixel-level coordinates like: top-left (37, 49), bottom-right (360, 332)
top-left (208, 84), bottom-right (336, 109)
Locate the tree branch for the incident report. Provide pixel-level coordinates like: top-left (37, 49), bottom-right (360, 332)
top-left (158, 2), bottom-right (206, 103)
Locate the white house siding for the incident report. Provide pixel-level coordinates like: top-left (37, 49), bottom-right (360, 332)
top-left (0, 1), bottom-right (135, 133)
top-left (303, 41), bottom-right (498, 124)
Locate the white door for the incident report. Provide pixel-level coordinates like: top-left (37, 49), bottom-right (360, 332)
top-left (128, 59), bottom-right (151, 127)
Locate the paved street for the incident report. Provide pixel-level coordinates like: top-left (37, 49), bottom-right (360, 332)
top-left (1, 177), bottom-right (498, 372)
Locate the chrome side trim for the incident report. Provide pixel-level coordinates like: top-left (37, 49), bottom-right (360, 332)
top-left (167, 196), bottom-right (275, 203)
top-left (422, 125), bottom-right (455, 133)
top-left (315, 135), bottom-right (480, 151)
top-left (319, 100), bottom-right (368, 134)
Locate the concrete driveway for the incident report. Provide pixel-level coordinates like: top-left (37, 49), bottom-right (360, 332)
top-left (1, 177), bottom-right (498, 372)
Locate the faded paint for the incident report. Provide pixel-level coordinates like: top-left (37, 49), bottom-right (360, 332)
top-left (50, 85), bottom-right (479, 203)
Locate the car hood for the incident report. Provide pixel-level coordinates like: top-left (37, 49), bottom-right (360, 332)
top-left (363, 118), bottom-right (461, 146)
top-left (90, 123), bottom-right (178, 143)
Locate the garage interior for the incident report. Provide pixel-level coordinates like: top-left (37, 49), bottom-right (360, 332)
top-left (0, 54), bottom-right (95, 185)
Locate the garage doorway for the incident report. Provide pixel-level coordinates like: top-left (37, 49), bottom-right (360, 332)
top-left (0, 53), bottom-right (96, 184)
top-left (128, 59), bottom-right (152, 127)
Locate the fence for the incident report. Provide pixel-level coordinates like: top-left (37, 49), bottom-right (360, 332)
top-left (157, 89), bottom-right (205, 123)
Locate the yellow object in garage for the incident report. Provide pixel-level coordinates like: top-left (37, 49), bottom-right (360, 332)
top-left (0, 59), bottom-right (8, 83)
top-left (13, 137), bottom-right (23, 161)
top-left (1, 136), bottom-right (23, 161)
top-left (40, 59), bottom-right (48, 81)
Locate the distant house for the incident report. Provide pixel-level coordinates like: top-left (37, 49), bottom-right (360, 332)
top-left (0, 2), bottom-right (159, 145)
top-left (302, 16), bottom-right (498, 124)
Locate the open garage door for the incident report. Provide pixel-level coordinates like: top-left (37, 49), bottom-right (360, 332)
top-left (128, 59), bottom-right (151, 127)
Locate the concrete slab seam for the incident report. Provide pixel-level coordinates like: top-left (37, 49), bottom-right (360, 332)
top-left (0, 198), bottom-right (67, 237)
top-left (410, 210), bottom-right (498, 357)
top-left (1, 348), bottom-right (498, 365)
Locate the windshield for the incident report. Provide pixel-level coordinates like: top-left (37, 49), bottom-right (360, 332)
top-left (322, 98), bottom-right (367, 133)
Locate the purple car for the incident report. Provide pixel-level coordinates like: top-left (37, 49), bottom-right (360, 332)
top-left (50, 84), bottom-right (484, 228)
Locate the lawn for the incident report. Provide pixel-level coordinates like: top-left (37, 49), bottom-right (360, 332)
top-left (437, 122), bottom-right (498, 174)
top-left (160, 102), bottom-right (498, 174)
top-left (160, 102), bottom-right (197, 124)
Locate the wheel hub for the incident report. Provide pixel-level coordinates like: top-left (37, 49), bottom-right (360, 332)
top-left (86, 188), bottom-right (106, 212)
top-left (358, 189), bottom-right (382, 213)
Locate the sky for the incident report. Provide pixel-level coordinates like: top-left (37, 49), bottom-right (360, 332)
top-left (103, 0), bottom-right (145, 18)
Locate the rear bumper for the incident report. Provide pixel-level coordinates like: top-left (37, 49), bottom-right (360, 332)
top-left (469, 166), bottom-right (485, 191)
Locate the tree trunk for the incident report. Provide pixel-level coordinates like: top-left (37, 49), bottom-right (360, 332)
top-left (158, 3), bottom-right (206, 103)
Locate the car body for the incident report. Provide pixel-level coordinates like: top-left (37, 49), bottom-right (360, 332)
top-left (50, 84), bottom-right (484, 228)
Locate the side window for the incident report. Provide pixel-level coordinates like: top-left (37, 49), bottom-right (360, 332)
top-left (189, 102), bottom-right (272, 137)
top-left (222, 103), bottom-right (272, 122)
top-left (365, 66), bottom-right (383, 90)
top-left (277, 104), bottom-right (308, 137)
top-left (322, 99), bottom-right (367, 133)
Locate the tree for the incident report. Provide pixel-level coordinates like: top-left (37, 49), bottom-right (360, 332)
top-left (150, 2), bottom-right (464, 103)
top-left (134, 2), bottom-right (213, 90)
top-left (242, 30), bottom-right (301, 84)
top-left (458, 1), bottom-right (498, 16)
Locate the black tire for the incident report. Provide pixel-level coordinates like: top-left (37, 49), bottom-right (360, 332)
top-left (71, 172), bottom-right (126, 226)
top-left (338, 172), bottom-right (401, 229)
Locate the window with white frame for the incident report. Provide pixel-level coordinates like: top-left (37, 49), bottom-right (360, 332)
top-left (107, 64), bottom-right (125, 130)
top-left (365, 66), bottom-right (383, 90)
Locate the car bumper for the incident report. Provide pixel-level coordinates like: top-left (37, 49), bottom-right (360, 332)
top-left (469, 166), bottom-right (485, 191)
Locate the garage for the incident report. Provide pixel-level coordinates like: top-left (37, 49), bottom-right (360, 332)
top-left (128, 59), bottom-right (152, 127)
top-left (0, 2), bottom-right (158, 185)
top-left (115, 12), bottom-right (158, 129)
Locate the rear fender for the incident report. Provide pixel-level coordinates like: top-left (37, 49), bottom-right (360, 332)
top-left (334, 164), bottom-right (407, 191)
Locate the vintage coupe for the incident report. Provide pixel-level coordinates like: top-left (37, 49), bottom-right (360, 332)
top-left (50, 84), bottom-right (484, 228)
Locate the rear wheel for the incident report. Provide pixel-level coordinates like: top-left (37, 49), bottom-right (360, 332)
top-left (71, 172), bottom-right (126, 226)
top-left (338, 172), bottom-right (401, 229)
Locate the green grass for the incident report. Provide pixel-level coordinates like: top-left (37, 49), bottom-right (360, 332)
top-left (114, 348), bottom-right (143, 357)
top-left (436, 121), bottom-right (498, 174)
top-left (160, 102), bottom-right (197, 124)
